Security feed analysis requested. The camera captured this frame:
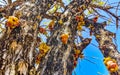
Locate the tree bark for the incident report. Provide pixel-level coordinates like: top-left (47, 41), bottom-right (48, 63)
top-left (0, 0), bottom-right (120, 75)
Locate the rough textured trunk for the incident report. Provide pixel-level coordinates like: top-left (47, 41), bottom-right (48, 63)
top-left (0, 0), bottom-right (53, 75)
top-left (0, 1), bottom-right (40, 75)
top-left (37, 1), bottom-right (91, 75)
top-left (0, 0), bottom-right (120, 75)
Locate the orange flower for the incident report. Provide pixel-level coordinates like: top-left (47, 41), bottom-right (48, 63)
top-left (39, 27), bottom-right (46, 34)
top-left (36, 43), bottom-right (50, 64)
top-left (73, 60), bottom-right (77, 67)
top-left (6, 16), bottom-right (19, 29)
top-left (60, 34), bottom-right (69, 44)
top-left (107, 61), bottom-right (117, 68)
top-left (35, 54), bottom-right (42, 64)
top-left (74, 54), bottom-right (79, 58)
top-left (76, 16), bottom-right (85, 31)
top-left (48, 20), bottom-right (55, 30)
top-left (75, 16), bottom-right (84, 21)
top-left (106, 60), bottom-right (118, 72)
top-left (93, 16), bottom-right (98, 23)
top-left (75, 16), bottom-right (80, 21)
top-left (39, 43), bottom-right (50, 55)
top-left (104, 57), bottom-right (118, 72)
top-left (77, 23), bottom-right (83, 31)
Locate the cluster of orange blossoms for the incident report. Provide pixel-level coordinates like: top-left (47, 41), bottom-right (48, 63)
top-left (104, 57), bottom-right (118, 73)
top-left (73, 49), bottom-right (81, 68)
top-left (76, 16), bottom-right (85, 31)
top-left (36, 43), bottom-right (50, 64)
top-left (60, 33), bottom-right (69, 44)
top-left (6, 16), bottom-right (20, 29)
top-left (39, 27), bottom-right (46, 34)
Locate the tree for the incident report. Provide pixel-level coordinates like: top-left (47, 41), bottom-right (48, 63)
top-left (0, 0), bottom-right (120, 75)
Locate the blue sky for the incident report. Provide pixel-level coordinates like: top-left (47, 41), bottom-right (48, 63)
top-left (72, 37), bottom-right (109, 75)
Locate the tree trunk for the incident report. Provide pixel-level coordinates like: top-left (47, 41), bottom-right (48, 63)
top-left (0, 0), bottom-right (120, 75)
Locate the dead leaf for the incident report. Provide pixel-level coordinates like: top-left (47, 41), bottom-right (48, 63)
top-left (18, 60), bottom-right (28, 75)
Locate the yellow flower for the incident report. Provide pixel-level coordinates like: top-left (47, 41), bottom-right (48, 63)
top-left (60, 33), bottom-right (69, 44)
top-left (104, 57), bottom-right (118, 72)
top-left (79, 16), bottom-right (84, 21)
top-left (6, 16), bottom-right (19, 29)
top-left (74, 49), bottom-right (80, 54)
top-left (77, 24), bottom-right (82, 31)
top-left (39, 43), bottom-right (50, 54)
top-left (104, 57), bottom-right (111, 64)
top-left (110, 68), bottom-right (115, 72)
top-left (35, 54), bottom-right (42, 64)
top-left (78, 21), bottom-right (85, 26)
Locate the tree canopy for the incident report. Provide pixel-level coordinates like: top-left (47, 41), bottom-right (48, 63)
top-left (0, 0), bottom-right (120, 75)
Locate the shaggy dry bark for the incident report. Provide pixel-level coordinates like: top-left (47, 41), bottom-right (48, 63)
top-left (0, 0), bottom-right (120, 75)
